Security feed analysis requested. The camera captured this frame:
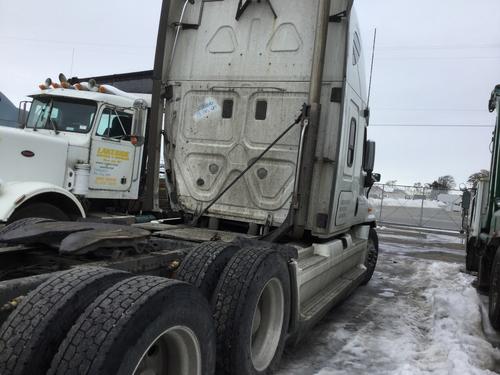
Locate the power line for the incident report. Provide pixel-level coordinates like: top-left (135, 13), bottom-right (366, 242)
top-left (377, 43), bottom-right (500, 51)
top-left (376, 56), bottom-right (500, 61)
top-left (371, 124), bottom-right (494, 128)
top-left (0, 35), bottom-right (155, 50)
top-left (372, 107), bottom-right (487, 112)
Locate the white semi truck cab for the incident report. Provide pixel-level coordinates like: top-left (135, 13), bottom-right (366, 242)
top-left (0, 84), bottom-right (150, 223)
top-left (0, 1), bottom-right (382, 375)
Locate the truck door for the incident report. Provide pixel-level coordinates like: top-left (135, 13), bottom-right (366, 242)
top-left (89, 107), bottom-right (137, 192)
top-left (335, 96), bottom-right (361, 226)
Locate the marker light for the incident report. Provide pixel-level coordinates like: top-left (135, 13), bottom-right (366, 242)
top-left (88, 79), bottom-right (99, 92)
top-left (39, 78), bottom-right (53, 90)
top-left (74, 83), bottom-right (82, 90)
top-left (52, 82), bottom-right (61, 89)
top-left (59, 73), bottom-right (72, 89)
top-left (98, 86), bottom-right (107, 93)
top-left (130, 136), bottom-right (138, 145)
top-left (59, 73), bottom-right (68, 83)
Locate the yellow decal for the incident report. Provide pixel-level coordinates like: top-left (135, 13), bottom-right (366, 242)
top-left (96, 147), bottom-right (129, 161)
top-left (95, 176), bottom-right (118, 186)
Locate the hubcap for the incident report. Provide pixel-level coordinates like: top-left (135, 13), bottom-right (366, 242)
top-left (250, 278), bottom-right (285, 372)
top-left (133, 326), bottom-right (201, 375)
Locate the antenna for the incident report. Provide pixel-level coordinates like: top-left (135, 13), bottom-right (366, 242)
top-left (367, 28), bottom-right (377, 107)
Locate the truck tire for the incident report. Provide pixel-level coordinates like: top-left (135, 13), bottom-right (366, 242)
top-left (361, 228), bottom-right (379, 285)
top-left (213, 247), bottom-right (291, 375)
top-left (0, 267), bottom-right (130, 375)
top-left (175, 241), bottom-right (240, 299)
top-left (9, 202), bottom-right (69, 222)
top-left (489, 248), bottom-right (500, 329)
top-left (49, 276), bottom-right (216, 375)
top-left (478, 253), bottom-right (492, 291)
top-left (466, 238), bottom-right (479, 272)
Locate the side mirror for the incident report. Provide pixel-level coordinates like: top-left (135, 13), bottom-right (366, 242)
top-left (131, 99), bottom-right (148, 146)
top-left (363, 140), bottom-right (376, 172)
top-left (462, 190), bottom-right (471, 209)
top-left (18, 101), bottom-right (31, 127)
top-left (364, 172), bottom-right (381, 188)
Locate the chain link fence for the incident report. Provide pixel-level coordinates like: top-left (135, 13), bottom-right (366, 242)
top-left (368, 184), bottom-right (464, 232)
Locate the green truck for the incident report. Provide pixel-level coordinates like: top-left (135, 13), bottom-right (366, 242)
top-left (465, 84), bottom-right (500, 329)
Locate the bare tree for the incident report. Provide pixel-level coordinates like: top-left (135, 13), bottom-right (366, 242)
top-left (468, 169), bottom-right (489, 188)
top-left (428, 175), bottom-right (456, 199)
top-left (437, 175), bottom-right (456, 190)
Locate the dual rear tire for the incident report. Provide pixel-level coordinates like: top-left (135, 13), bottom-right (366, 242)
top-left (212, 247), bottom-right (290, 375)
top-left (176, 243), bottom-right (291, 375)
top-left (0, 242), bottom-right (293, 375)
top-left (49, 276), bottom-right (215, 375)
top-left (0, 267), bottom-right (130, 375)
top-left (0, 268), bottom-right (215, 375)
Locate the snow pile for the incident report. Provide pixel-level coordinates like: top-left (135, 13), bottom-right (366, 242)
top-left (278, 243), bottom-right (500, 375)
top-left (369, 198), bottom-right (448, 209)
top-left (421, 263), bottom-right (499, 374)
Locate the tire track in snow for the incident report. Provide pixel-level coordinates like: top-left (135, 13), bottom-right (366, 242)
top-left (278, 241), bottom-right (500, 375)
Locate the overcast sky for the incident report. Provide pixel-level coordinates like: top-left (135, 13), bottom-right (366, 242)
top-left (1, 0), bottom-right (499, 188)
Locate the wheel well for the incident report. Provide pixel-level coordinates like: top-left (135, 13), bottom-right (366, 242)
top-left (14, 193), bottom-right (84, 220)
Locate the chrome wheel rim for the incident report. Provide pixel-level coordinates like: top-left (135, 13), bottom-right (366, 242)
top-left (250, 277), bottom-right (285, 372)
top-left (133, 325), bottom-right (201, 375)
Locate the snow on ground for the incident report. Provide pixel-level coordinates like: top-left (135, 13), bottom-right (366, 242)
top-left (377, 226), bottom-right (466, 246)
top-left (277, 230), bottom-right (500, 375)
top-left (369, 198), bottom-right (448, 209)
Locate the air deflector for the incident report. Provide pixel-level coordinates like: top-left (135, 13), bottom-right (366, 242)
top-left (235, 0), bottom-right (277, 20)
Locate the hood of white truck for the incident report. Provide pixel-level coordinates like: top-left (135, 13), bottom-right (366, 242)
top-left (0, 127), bottom-right (69, 186)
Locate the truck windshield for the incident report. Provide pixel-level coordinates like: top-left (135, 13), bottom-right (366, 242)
top-left (26, 97), bottom-right (96, 133)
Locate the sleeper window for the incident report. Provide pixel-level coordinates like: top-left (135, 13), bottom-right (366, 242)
top-left (222, 99), bottom-right (234, 119)
top-left (255, 100), bottom-right (268, 120)
top-left (347, 118), bottom-right (357, 167)
top-left (353, 32), bottom-right (361, 65)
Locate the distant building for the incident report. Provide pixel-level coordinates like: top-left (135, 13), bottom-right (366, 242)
top-left (0, 92), bottom-right (19, 128)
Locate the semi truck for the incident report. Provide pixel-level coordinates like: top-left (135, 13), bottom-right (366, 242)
top-left (464, 84), bottom-right (500, 330)
top-left (0, 1), bottom-right (380, 374)
top-left (0, 79), bottom-right (154, 223)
